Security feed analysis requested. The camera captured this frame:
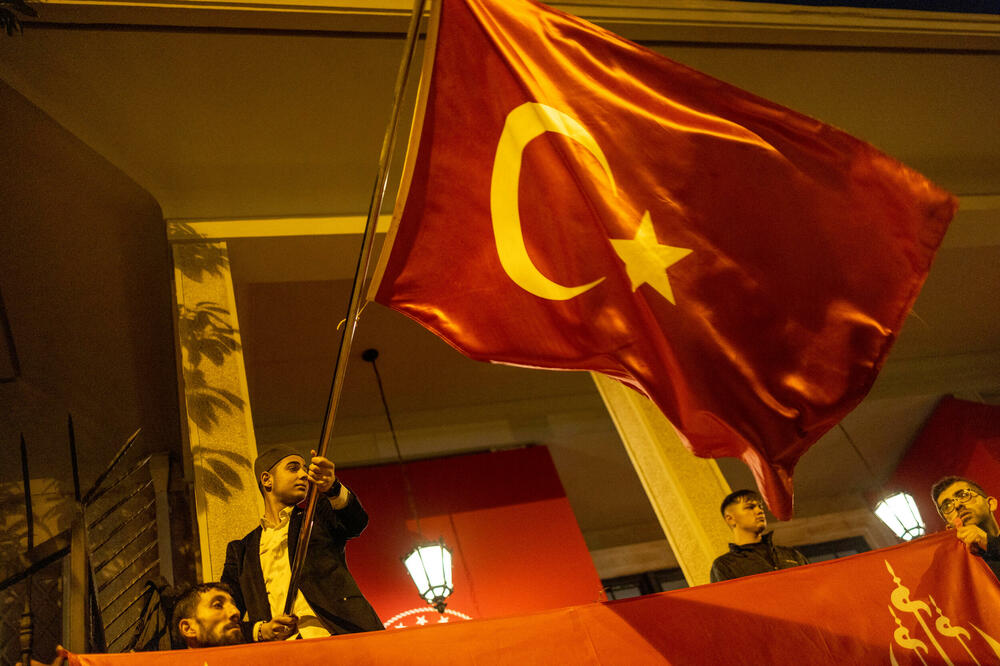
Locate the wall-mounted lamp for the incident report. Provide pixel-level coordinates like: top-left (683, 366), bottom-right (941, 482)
top-left (874, 492), bottom-right (925, 541)
top-left (403, 539), bottom-right (454, 614)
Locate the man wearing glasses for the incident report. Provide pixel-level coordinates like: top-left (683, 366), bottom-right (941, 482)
top-left (931, 476), bottom-right (1000, 579)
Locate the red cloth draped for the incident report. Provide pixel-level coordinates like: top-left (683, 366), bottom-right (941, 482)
top-left (66, 533), bottom-right (1000, 665)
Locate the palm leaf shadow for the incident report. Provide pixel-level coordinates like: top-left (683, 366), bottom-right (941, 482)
top-left (178, 302), bottom-right (244, 434)
top-left (191, 447), bottom-right (250, 501)
top-left (171, 227), bottom-right (229, 284)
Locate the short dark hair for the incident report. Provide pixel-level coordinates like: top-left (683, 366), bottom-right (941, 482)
top-left (931, 476), bottom-right (988, 513)
top-left (720, 489), bottom-right (762, 517)
top-left (170, 582), bottom-right (234, 647)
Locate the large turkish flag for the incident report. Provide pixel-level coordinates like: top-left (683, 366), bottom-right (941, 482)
top-left (370, 0), bottom-right (956, 518)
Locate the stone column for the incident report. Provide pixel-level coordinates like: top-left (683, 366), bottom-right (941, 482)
top-left (171, 241), bottom-right (261, 580)
top-left (592, 373), bottom-right (732, 587)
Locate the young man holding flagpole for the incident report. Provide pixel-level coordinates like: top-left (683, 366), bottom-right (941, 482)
top-left (221, 446), bottom-right (383, 640)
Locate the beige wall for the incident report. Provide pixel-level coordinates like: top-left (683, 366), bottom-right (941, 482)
top-left (0, 81), bottom-right (180, 576)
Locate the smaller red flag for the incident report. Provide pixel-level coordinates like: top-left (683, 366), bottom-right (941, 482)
top-left (370, 0), bottom-right (957, 518)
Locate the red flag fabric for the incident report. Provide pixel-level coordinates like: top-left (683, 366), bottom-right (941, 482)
top-left (65, 533), bottom-right (1000, 664)
top-left (369, 0), bottom-right (957, 518)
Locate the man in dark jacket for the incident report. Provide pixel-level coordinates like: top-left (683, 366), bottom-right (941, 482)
top-left (932, 476), bottom-right (1000, 580)
top-left (221, 446), bottom-right (383, 641)
top-left (709, 489), bottom-right (808, 583)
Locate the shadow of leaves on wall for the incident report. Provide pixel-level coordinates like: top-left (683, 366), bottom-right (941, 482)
top-left (178, 302), bottom-right (244, 433)
top-left (189, 447), bottom-right (250, 502)
top-left (178, 302), bottom-right (240, 367)
top-left (182, 368), bottom-right (244, 432)
top-left (172, 228), bottom-right (251, 502)
top-left (171, 226), bottom-right (228, 284)
top-left (0, 479), bottom-right (75, 581)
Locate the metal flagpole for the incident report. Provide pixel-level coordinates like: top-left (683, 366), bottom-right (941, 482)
top-left (283, 0), bottom-right (431, 615)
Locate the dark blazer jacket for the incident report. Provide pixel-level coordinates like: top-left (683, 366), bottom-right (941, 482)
top-left (221, 487), bottom-right (384, 635)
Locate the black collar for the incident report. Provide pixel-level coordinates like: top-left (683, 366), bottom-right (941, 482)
top-left (728, 531), bottom-right (774, 553)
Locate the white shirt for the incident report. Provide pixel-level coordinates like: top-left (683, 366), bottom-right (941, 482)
top-left (256, 504), bottom-right (331, 640)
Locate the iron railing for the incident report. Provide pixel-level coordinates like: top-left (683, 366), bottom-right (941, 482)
top-left (86, 449), bottom-right (162, 653)
top-left (1, 423), bottom-right (169, 663)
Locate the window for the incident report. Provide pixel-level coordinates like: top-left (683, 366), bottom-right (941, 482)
top-left (601, 535), bottom-right (872, 599)
top-left (602, 568), bottom-right (687, 600)
top-left (797, 536), bottom-right (871, 563)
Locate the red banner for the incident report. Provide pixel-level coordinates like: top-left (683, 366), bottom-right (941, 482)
top-left (336, 446), bottom-right (604, 624)
top-left (67, 533), bottom-right (1000, 664)
top-left (369, 0), bottom-right (957, 518)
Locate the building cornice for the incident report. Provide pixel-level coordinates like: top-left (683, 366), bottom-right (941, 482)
top-left (25, 0), bottom-right (1000, 50)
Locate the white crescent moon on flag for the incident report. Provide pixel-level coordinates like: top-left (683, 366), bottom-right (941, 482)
top-left (490, 102), bottom-right (612, 301)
